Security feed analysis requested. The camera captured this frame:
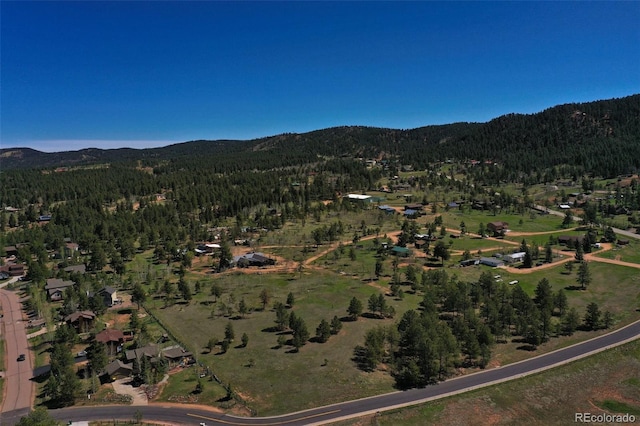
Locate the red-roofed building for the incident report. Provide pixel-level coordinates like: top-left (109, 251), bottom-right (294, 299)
top-left (96, 329), bottom-right (125, 356)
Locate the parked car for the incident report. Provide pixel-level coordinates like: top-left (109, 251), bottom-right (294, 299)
top-left (77, 350), bottom-right (87, 357)
top-left (17, 354), bottom-right (26, 362)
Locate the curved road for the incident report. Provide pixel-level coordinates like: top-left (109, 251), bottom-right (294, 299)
top-left (0, 287), bottom-right (34, 421)
top-left (1, 319), bottom-right (637, 425)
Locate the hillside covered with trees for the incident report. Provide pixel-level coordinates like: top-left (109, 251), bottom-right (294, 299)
top-left (2, 94), bottom-right (639, 179)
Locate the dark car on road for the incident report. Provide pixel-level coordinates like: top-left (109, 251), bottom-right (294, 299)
top-left (17, 354), bottom-right (26, 362)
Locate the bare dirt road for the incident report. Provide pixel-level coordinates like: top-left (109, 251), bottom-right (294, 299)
top-left (0, 288), bottom-right (34, 414)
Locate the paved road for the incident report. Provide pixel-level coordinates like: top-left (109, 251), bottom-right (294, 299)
top-left (0, 288), bottom-right (34, 416)
top-left (1, 319), bottom-right (636, 426)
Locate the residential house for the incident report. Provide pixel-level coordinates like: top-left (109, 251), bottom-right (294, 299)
top-left (558, 235), bottom-right (584, 246)
top-left (162, 346), bottom-right (193, 367)
top-left (487, 221), bottom-right (509, 236)
top-left (102, 359), bottom-right (133, 381)
top-left (3, 246), bottom-right (18, 257)
top-left (125, 344), bottom-right (160, 364)
top-left (377, 205), bottom-right (396, 214)
top-left (345, 194), bottom-right (372, 203)
top-left (64, 242), bottom-right (79, 258)
top-left (403, 209), bottom-right (418, 218)
top-left (414, 240), bottom-right (427, 250)
top-left (391, 246), bottom-right (412, 257)
top-left (0, 263), bottom-right (25, 277)
top-left (98, 286), bottom-right (118, 307)
top-left (195, 243), bottom-right (221, 255)
top-left (233, 252), bottom-right (276, 268)
top-left (479, 257), bottom-right (505, 267)
top-left (460, 259), bottom-right (480, 267)
top-left (63, 264), bottom-right (86, 274)
top-left (404, 203), bottom-right (424, 211)
top-left (96, 329), bottom-right (125, 356)
top-left (503, 252), bottom-right (526, 264)
top-left (45, 278), bottom-right (74, 301)
top-left (64, 310), bottom-right (96, 333)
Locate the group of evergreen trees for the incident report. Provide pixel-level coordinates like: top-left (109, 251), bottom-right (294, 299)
top-left (356, 269), bottom-right (612, 389)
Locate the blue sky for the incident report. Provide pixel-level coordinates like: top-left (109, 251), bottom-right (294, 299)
top-left (2, 1), bottom-right (639, 152)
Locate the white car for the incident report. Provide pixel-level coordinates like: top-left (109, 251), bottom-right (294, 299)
top-left (77, 350), bottom-right (87, 357)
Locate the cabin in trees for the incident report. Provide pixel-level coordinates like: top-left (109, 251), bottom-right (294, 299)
top-left (88, 286), bottom-right (118, 307)
top-left (3, 246), bottom-right (18, 257)
top-left (0, 263), bottom-right (24, 277)
top-left (403, 209), bottom-right (419, 218)
top-left (233, 252), bottom-right (276, 268)
top-left (378, 205), bottom-right (396, 214)
top-left (404, 203), bottom-right (424, 211)
top-left (503, 252), bottom-right (526, 264)
top-left (195, 243), bottom-right (220, 255)
top-left (558, 235), bottom-right (584, 246)
top-left (96, 329), bottom-right (125, 356)
top-left (64, 310), bottom-right (96, 333)
top-left (102, 359), bottom-right (133, 382)
top-left (45, 278), bottom-right (74, 301)
top-left (63, 264), bottom-right (86, 274)
top-left (64, 242), bottom-right (79, 258)
top-left (125, 344), bottom-right (160, 364)
top-left (391, 246), bottom-right (412, 257)
top-left (162, 346), bottom-right (193, 367)
top-left (487, 221), bottom-right (509, 236)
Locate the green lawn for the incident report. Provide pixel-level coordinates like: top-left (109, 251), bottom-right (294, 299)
top-left (441, 209), bottom-right (565, 234)
top-left (593, 238), bottom-right (640, 264)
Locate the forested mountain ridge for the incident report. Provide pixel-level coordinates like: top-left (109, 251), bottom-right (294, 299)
top-left (2, 94), bottom-right (639, 176)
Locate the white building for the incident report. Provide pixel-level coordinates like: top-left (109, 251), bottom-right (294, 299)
top-left (503, 252), bottom-right (526, 264)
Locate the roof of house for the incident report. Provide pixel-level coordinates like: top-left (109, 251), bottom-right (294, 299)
top-left (346, 194), bottom-right (372, 200)
top-left (234, 252), bottom-right (274, 264)
top-left (391, 246), bottom-right (411, 254)
top-left (125, 344), bottom-right (159, 361)
top-left (64, 310), bottom-right (96, 323)
top-left (505, 252), bottom-right (526, 259)
top-left (45, 278), bottom-right (74, 290)
top-left (99, 286), bottom-right (117, 296)
top-left (103, 359), bottom-right (133, 376)
top-left (488, 221), bottom-right (508, 227)
top-left (162, 347), bottom-right (193, 360)
top-left (480, 257), bottom-right (504, 265)
top-left (63, 264), bottom-right (86, 274)
top-left (96, 329), bottom-right (125, 343)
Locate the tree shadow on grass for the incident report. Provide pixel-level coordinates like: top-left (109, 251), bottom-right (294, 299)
top-left (516, 344), bottom-right (538, 351)
top-left (564, 285), bottom-right (585, 291)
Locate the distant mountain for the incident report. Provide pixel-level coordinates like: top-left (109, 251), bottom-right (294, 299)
top-left (2, 94), bottom-right (639, 176)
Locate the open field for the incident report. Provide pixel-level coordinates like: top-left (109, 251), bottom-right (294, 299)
top-left (594, 238), bottom-right (640, 264)
top-left (334, 339), bottom-right (640, 426)
top-left (142, 243), bottom-right (640, 415)
top-left (148, 270), bottom-right (410, 415)
top-left (442, 210), bottom-right (566, 234)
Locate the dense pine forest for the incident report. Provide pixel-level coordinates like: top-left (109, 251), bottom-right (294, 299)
top-left (2, 94), bottom-right (639, 177)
